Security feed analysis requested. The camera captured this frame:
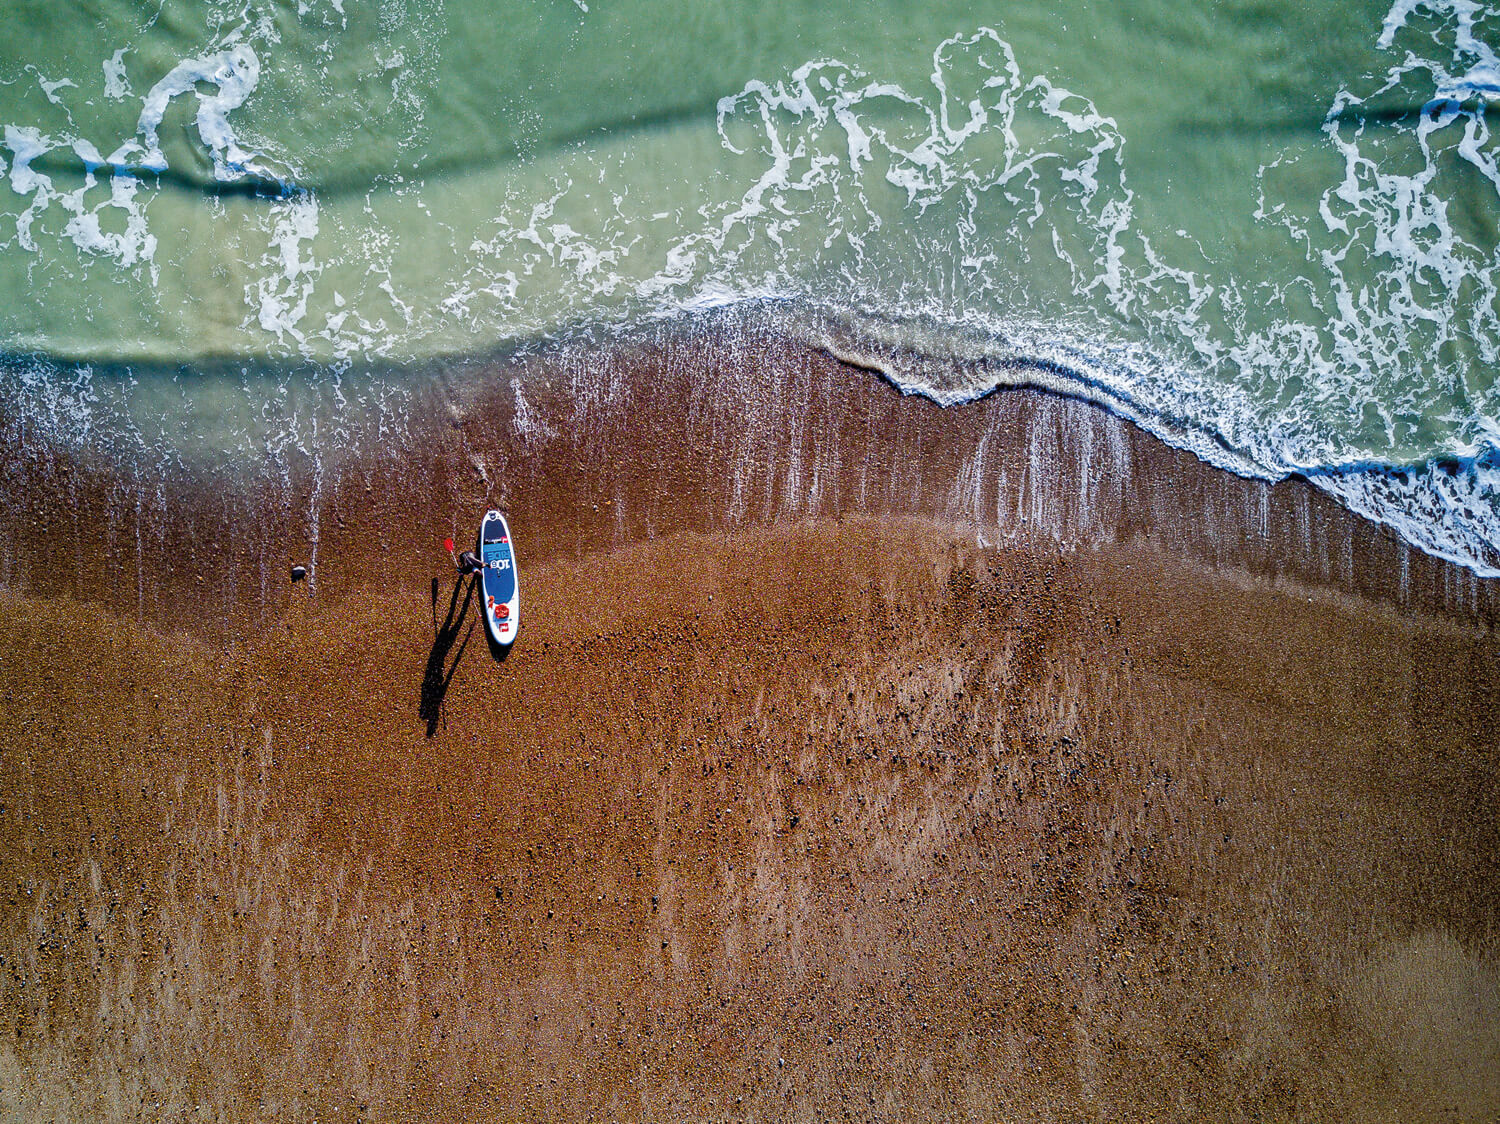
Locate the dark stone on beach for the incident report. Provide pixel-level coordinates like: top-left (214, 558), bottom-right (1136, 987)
top-left (290, 565), bottom-right (307, 582)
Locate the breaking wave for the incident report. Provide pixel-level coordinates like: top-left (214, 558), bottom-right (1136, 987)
top-left (0, 1), bottom-right (1498, 574)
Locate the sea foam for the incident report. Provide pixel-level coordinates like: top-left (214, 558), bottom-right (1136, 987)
top-left (0, 1), bottom-right (1497, 578)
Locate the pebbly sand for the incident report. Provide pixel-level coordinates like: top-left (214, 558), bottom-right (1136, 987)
top-left (0, 315), bottom-right (1497, 1121)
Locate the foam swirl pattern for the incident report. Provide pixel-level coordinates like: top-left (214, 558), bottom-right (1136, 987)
top-left (0, 0), bottom-right (1496, 573)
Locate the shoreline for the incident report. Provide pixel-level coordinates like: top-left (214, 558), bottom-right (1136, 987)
top-left (0, 320), bottom-right (1497, 1119)
top-left (1, 313), bottom-right (1496, 642)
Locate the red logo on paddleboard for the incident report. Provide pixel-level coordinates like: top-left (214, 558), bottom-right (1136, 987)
top-left (497, 604), bottom-right (510, 619)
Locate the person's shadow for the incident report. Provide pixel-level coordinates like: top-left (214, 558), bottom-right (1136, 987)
top-left (419, 574), bottom-right (477, 736)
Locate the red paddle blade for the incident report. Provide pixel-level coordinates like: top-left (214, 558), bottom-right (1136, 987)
top-left (444, 537), bottom-right (455, 553)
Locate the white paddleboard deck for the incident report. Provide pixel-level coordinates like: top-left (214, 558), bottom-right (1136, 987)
top-left (478, 509), bottom-right (519, 646)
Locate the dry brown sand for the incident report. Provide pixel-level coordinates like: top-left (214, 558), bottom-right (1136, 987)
top-left (0, 318), bottom-right (1497, 1121)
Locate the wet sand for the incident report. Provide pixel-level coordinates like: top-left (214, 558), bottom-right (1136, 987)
top-left (1, 315), bottom-right (1497, 1120)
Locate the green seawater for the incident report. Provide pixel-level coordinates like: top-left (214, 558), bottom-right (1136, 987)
top-left (0, 0), bottom-right (1498, 572)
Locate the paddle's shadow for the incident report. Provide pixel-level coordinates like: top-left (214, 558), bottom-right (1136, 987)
top-left (419, 573), bottom-right (478, 737)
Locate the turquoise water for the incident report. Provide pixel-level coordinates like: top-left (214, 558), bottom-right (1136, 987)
top-left (1, 0), bottom-right (1498, 571)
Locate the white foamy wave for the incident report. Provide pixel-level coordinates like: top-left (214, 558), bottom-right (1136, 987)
top-left (101, 49), bottom-right (131, 101)
top-left (1248, 0), bottom-right (1500, 469)
top-left (1312, 455), bottom-right (1500, 575)
top-left (1, 6), bottom-right (1498, 580)
top-left (689, 12), bottom-right (1500, 576)
top-left (131, 40), bottom-right (267, 181)
top-left (442, 28), bottom-right (1146, 360)
top-left (245, 192), bottom-right (322, 341)
top-left (1380, 0), bottom-right (1500, 98)
top-left (1, 124), bottom-right (158, 269)
top-left (0, 13), bottom-right (286, 279)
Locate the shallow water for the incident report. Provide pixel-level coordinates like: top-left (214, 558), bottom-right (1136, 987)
top-left (0, 0), bottom-right (1497, 571)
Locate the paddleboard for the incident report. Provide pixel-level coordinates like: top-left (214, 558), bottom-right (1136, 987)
top-left (477, 509), bottom-right (520, 647)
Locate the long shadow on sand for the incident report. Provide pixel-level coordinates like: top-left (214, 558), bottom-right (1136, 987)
top-left (419, 574), bottom-right (478, 737)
